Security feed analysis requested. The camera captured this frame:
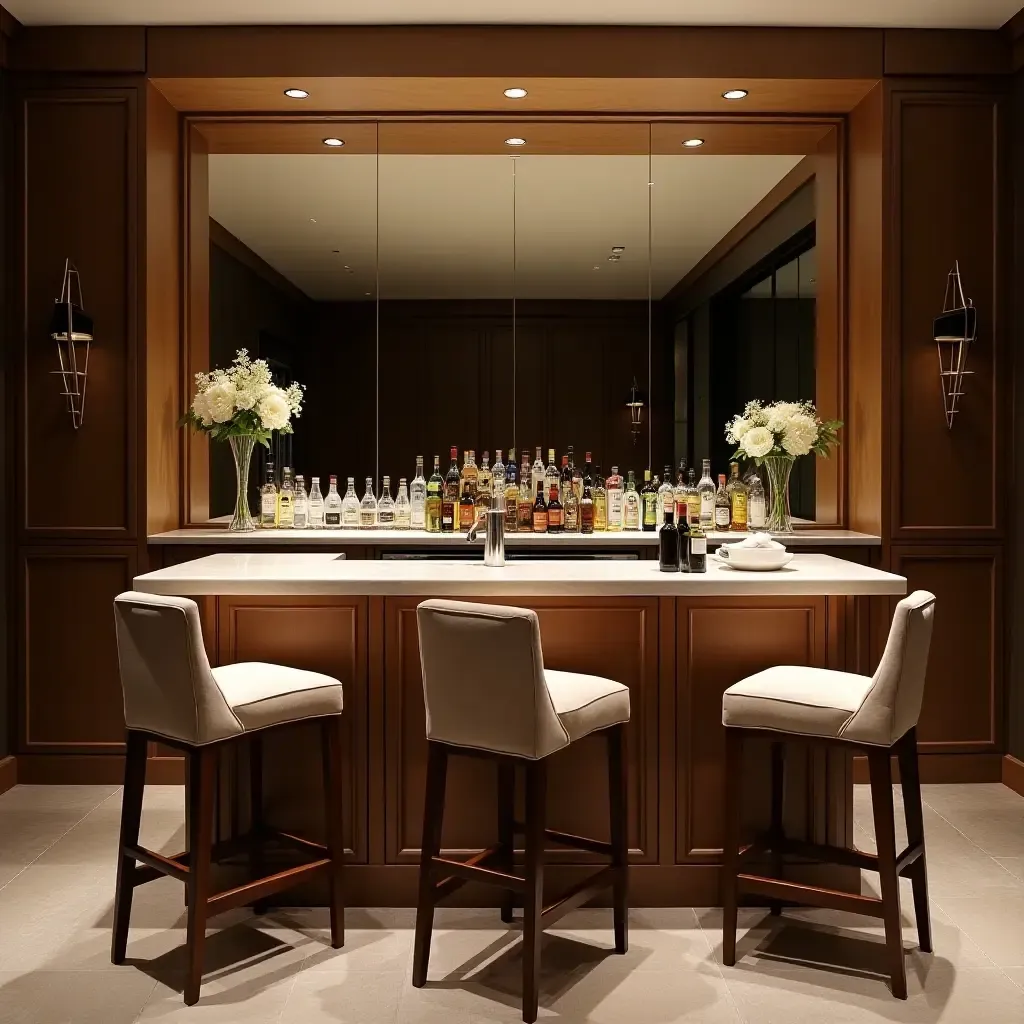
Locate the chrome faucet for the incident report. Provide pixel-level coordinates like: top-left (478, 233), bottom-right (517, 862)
top-left (467, 498), bottom-right (506, 567)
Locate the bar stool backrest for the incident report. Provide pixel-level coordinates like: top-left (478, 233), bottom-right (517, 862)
top-left (416, 599), bottom-right (570, 760)
top-left (840, 590), bottom-right (936, 747)
top-left (113, 591), bottom-right (243, 746)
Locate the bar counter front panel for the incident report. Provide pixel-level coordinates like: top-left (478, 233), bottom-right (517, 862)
top-left (136, 553), bottom-right (903, 907)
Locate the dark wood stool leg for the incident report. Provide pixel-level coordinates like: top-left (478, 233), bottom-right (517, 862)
top-left (868, 748), bottom-right (907, 999)
top-left (522, 757), bottom-right (547, 1024)
top-left (184, 746), bottom-right (216, 1005)
top-left (111, 730), bottom-right (148, 964)
top-left (768, 740), bottom-right (785, 916)
top-left (607, 723), bottom-right (628, 954)
top-left (721, 728), bottom-right (743, 967)
top-left (412, 742), bottom-right (448, 988)
top-left (897, 728), bottom-right (932, 953)
top-left (498, 760), bottom-right (516, 924)
top-left (322, 716), bottom-right (346, 948)
top-left (249, 734), bottom-right (268, 915)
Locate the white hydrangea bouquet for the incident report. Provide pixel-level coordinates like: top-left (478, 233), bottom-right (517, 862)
top-left (725, 400), bottom-right (841, 533)
top-left (182, 349), bottom-right (305, 532)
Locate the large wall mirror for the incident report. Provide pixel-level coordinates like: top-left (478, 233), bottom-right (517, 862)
top-left (186, 117), bottom-right (843, 527)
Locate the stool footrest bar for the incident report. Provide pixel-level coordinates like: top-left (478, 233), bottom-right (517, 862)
top-left (207, 858), bottom-right (331, 914)
top-left (541, 866), bottom-right (618, 930)
top-left (737, 873), bottom-right (886, 918)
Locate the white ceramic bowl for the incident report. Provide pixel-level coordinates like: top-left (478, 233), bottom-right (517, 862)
top-left (714, 545), bottom-right (794, 572)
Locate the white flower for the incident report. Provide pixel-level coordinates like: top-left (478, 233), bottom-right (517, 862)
top-left (257, 387), bottom-right (291, 431)
top-left (781, 414), bottom-right (818, 457)
top-left (192, 391), bottom-right (213, 427)
top-left (766, 402), bottom-right (802, 435)
top-left (725, 416), bottom-right (751, 444)
top-left (234, 387), bottom-right (257, 411)
top-left (742, 425), bottom-right (775, 459)
top-left (205, 381), bottom-right (237, 423)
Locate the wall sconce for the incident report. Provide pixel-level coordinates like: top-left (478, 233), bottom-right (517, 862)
top-left (625, 376), bottom-right (646, 445)
top-left (932, 261), bottom-right (976, 430)
top-left (48, 259), bottom-right (93, 430)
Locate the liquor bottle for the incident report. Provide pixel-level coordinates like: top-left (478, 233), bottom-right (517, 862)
top-left (505, 451), bottom-right (519, 532)
top-left (547, 483), bottom-right (564, 533)
top-left (459, 474), bottom-right (476, 532)
top-left (560, 454), bottom-right (572, 502)
top-left (674, 459), bottom-right (689, 523)
top-left (658, 467), bottom-right (674, 521)
top-left (376, 476), bottom-right (395, 529)
top-left (492, 450), bottom-right (506, 507)
top-left (641, 470), bottom-right (658, 531)
top-left (395, 477), bottom-right (412, 529)
top-left (359, 477), bottom-right (378, 529)
top-left (606, 466), bottom-right (624, 532)
top-left (697, 459), bottom-right (715, 527)
top-left (659, 508), bottom-right (680, 572)
top-left (569, 446), bottom-right (583, 501)
top-left (462, 450), bottom-right (479, 503)
top-left (623, 470), bottom-right (641, 530)
top-left (531, 447), bottom-right (545, 498)
top-left (441, 447), bottom-right (459, 533)
top-left (727, 461), bottom-right (749, 532)
top-left (477, 451), bottom-right (493, 511)
top-left (544, 449), bottom-right (560, 502)
top-left (688, 518), bottom-right (707, 573)
top-left (580, 478), bottom-right (595, 534)
top-left (260, 461), bottom-right (278, 528)
top-left (678, 507), bottom-right (691, 573)
top-left (685, 467), bottom-right (700, 527)
top-left (410, 456), bottom-right (427, 530)
top-left (748, 473), bottom-right (767, 530)
top-left (714, 474), bottom-right (731, 530)
top-left (518, 459), bottom-right (534, 532)
top-left (563, 475), bottom-right (580, 532)
top-left (341, 476), bottom-right (360, 528)
top-left (583, 452), bottom-right (594, 491)
top-left (324, 474), bottom-right (343, 529)
top-left (308, 476), bottom-right (325, 529)
top-left (532, 481), bottom-right (548, 533)
top-left (293, 474), bottom-right (308, 529)
top-left (593, 466), bottom-right (608, 531)
top-left (425, 455), bottom-right (443, 533)
top-left (277, 467), bottom-right (295, 529)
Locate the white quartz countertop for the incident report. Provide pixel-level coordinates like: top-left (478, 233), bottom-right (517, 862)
top-left (147, 527), bottom-right (882, 547)
top-left (133, 552), bottom-right (905, 598)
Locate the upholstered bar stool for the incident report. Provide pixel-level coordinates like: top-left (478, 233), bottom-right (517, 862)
top-left (720, 590), bottom-right (936, 999)
top-left (413, 599), bottom-right (631, 1024)
top-left (111, 592), bottom-right (347, 1005)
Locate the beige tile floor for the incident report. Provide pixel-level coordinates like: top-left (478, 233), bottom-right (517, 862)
top-left (0, 782), bottom-right (1021, 1023)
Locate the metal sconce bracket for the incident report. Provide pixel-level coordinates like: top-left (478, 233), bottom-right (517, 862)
top-left (49, 259), bottom-right (93, 430)
top-left (626, 376), bottom-right (646, 445)
top-left (933, 261), bottom-right (976, 430)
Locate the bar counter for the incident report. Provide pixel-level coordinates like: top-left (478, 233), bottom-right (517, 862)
top-left (132, 553), bottom-right (905, 908)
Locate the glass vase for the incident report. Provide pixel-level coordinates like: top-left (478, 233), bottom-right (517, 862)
top-left (228, 435), bottom-right (257, 533)
top-left (762, 455), bottom-right (795, 534)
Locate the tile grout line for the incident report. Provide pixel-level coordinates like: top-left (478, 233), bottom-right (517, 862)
top-left (920, 796), bottom-right (1024, 885)
top-left (693, 907), bottom-right (750, 1022)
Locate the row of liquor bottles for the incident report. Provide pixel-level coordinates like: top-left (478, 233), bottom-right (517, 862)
top-left (257, 446), bottom-right (768, 532)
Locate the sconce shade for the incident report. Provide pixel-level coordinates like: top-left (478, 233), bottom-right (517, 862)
top-left (626, 376), bottom-right (646, 444)
top-left (50, 260), bottom-right (93, 430)
top-left (49, 301), bottom-right (93, 342)
top-left (933, 306), bottom-right (976, 343)
top-left (933, 261), bottom-right (975, 430)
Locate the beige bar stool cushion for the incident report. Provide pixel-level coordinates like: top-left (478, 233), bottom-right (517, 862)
top-left (114, 592), bottom-right (342, 745)
top-left (417, 599), bottom-right (630, 759)
top-left (722, 590), bottom-right (936, 747)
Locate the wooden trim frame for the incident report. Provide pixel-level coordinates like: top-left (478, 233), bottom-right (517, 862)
top-left (1002, 754), bottom-right (1024, 797)
top-left (0, 755), bottom-right (16, 795)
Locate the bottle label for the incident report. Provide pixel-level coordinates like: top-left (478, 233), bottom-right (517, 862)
top-left (691, 537), bottom-right (707, 555)
top-left (261, 495), bottom-right (277, 516)
top-left (533, 511), bottom-right (548, 532)
top-left (378, 510), bottom-right (394, 524)
top-left (608, 490), bottom-right (624, 523)
top-left (459, 503), bottom-right (475, 529)
top-left (441, 500), bottom-right (455, 527)
top-left (325, 512), bottom-right (341, 526)
top-left (749, 497), bottom-right (766, 528)
top-left (548, 509), bottom-right (563, 529)
top-left (700, 493), bottom-right (714, 519)
top-left (715, 506), bottom-right (731, 528)
top-left (411, 503), bottom-right (425, 529)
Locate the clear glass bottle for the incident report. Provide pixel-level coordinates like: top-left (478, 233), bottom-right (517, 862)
top-left (697, 458), bottom-right (716, 527)
top-left (377, 476), bottom-right (396, 529)
top-left (277, 466), bottom-right (295, 529)
top-left (569, 446), bottom-right (584, 502)
top-left (307, 476), bottom-right (325, 529)
top-left (324, 474), bottom-right (343, 529)
top-left (492, 450), bottom-right (506, 507)
top-left (580, 478), bottom-right (594, 534)
top-left (684, 467), bottom-right (700, 527)
top-left (395, 477), bottom-right (412, 529)
top-left (748, 473), bottom-right (767, 530)
top-left (659, 508), bottom-right (680, 572)
top-left (658, 465), bottom-right (674, 520)
top-left (641, 470), bottom-right (658, 531)
top-left (340, 476), bottom-right (360, 528)
top-left (461, 450), bottom-right (479, 504)
top-left (293, 474), bottom-right (308, 529)
top-left (531, 447), bottom-right (545, 498)
top-left (593, 465), bottom-right (608, 531)
top-left (410, 456), bottom-right (427, 530)
top-left (544, 448), bottom-right (560, 502)
top-left (623, 470), bottom-right (641, 530)
top-left (674, 459), bottom-right (689, 523)
top-left (727, 461), bottom-right (749, 532)
top-left (476, 452), bottom-right (493, 516)
top-left (563, 475), bottom-right (580, 532)
top-left (359, 476), bottom-right (378, 529)
top-left (426, 455), bottom-right (443, 533)
top-left (260, 461), bottom-right (278, 528)
top-left (606, 466), bottom-right (624, 532)
top-left (518, 455), bottom-right (534, 532)
top-left (442, 448), bottom-right (459, 533)
top-left (714, 473), bottom-right (731, 530)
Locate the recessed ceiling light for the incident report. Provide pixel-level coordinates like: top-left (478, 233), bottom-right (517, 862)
top-left (309, 218), bottom-right (317, 224)
top-left (611, 246), bottom-right (625, 253)
top-left (504, 137), bottom-right (527, 147)
top-left (283, 88), bottom-right (309, 99)
top-left (503, 87), bottom-right (528, 99)
top-left (322, 137), bottom-right (345, 147)
top-left (682, 138), bottom-right (705, 148)
top-left (722, 89), bottom-right (748, 100)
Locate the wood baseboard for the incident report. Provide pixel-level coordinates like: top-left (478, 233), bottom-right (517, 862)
top-left (1002, 754), bottom-right (1024, 798)
top-left (0, 755), bottom-right (16, 795)
top-left (853, 751), bottom-right (1002, 784)
top-left (15, 754), bottom-right (184, 785)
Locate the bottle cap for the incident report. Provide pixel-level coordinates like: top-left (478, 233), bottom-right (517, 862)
top-left (718, 474), bottom-right (726, 483)
top-left (645, 469), bottom-right (651, 480)
top-left (586, 452), bottom-right (592, 461)
top-left (450, 447), bottom-right (457, 458)
top-left (562, 455), bottom-right (568, 465)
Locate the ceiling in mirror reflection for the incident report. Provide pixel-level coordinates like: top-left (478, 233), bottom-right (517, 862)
top-left (208, 152), bottom-right (802, 301)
